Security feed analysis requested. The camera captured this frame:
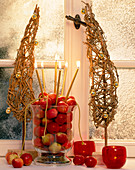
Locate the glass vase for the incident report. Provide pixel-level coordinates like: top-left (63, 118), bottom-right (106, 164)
top-left (31, 103), bottom-right (75, 165)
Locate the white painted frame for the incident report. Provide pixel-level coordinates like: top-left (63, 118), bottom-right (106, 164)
top-left (0, 0), bottom-right (135, 157)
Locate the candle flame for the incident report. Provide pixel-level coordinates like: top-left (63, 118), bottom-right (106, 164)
top-left (76, 61), bottom-right (80, 68)
top-left (35, 61), bottom-right (37, 69)
top-left (65, 61), bottom-right (68, 68)
top-left (59, 61), bottom-right (61, 69)
top-left (41, 61), bottom-right (44, 68)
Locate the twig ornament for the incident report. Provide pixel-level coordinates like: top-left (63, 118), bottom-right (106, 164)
top-left (6, 5), bottom-right (40, 122)
top-left (83, 2), bottom-right (119, 129)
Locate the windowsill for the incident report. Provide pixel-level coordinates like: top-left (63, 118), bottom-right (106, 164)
top-left (0, 157), bottom-right (135, 170)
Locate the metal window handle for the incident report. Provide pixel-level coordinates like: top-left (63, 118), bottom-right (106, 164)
top-left (65, 14), bottom-right (87, 29)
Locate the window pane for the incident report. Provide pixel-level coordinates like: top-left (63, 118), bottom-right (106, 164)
top-left (0, 0), bottom-right (64, 60)
top-left (89, 69), bottom-right (135, 140)
top-left (0, 67), bottom-right (64, 139)
top-left (92, 0), bottom-right (134, 60)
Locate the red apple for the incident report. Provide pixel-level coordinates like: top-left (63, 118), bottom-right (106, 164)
top-left (67, 112), bottom-right (73, 122)
top-left (42, 117), bottom-right (52, 126)
top-left (20, 153), bottom-right (32, 166)
top-left (59, 124), bottom-right (67, 133)
top-left (42, 134), bottom-right (54, 146)
top-left (33, 116), bottom-right (41, 126)
top-left (67, 96), bottom-right (75, 100)
top-left (85, 156), bottom-right (97, 167)
top-left (34, 138), bottom-right (44, 148)
top-left (62, 141), bottom-right (72, 150)
top-left (39, 97), bottom-right (52, 109)
top-left (32, 100), bottom-right (40, 105)
top-left (49, 142), bottom-right (61, 153)
top-left (55, 113), bottom-right (67, 125)
top-left (56, 132), bottom-right (68, 144)
top-left (47, 108), bottom-right (58, 119)
top-left (12, 157), bottom-right (23, 168)
top-left (67, 122), bottom-right (72, 130)
top-left (57, 101), bottom-right (68, 113)
top-left (47, 122), bottom-right (59, 134)
top-left (48, 93), bottom-right (56, 105)
top-left (6, 152), bottom-right (18, 165)
top-left (58, 96), bottom-right (66, 103)
top-left (73, 155), bottom-right (85, 165)
top-left (35, 108), bottom-right (45, 119)
top-left (66, 98), bottom-right (76, 111)
top-left (34, 126), bottom-right (45, 137)
top-left (38, 92), bottom-right (48, 98)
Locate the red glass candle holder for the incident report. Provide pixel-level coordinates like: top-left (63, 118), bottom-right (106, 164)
top-left (73, 141), bottom-right (95, 156)
top-left (102, 146), bottom-right (127, 169)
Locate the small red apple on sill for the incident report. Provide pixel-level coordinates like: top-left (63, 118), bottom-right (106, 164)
top-left (85, 156), bottom-right (97, 167)
top-left (12, 157), bottom-right (24, 168)
top-left (73, 155), bottom-right (85, 165)
top-left (20, 153), bottom-right (33, 166)
top-left (6, 152), bottom-right (18, 165)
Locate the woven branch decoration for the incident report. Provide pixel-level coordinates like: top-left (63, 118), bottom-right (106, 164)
top-left (6, 5), bottom-right (40, 122)
top-left (83, 2), bottom-right (119, 128)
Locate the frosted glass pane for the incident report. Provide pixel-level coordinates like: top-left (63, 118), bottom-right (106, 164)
top-left (89, 69), bottom-right (135, 140)
top-left (0, 0), bottom-right (64, 60)
top-left (0, 67), bottom-right (64, 139)
top-left (92, 0), bottom-right (135, 60)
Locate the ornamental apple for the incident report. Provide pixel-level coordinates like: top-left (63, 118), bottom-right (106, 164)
top-left (34, 126), bottom-right (45, 137)
top-left (57, 101), bottom-right (68, 113)
top-left (56, 132), bottom-right (68, 144)
top-left (66, 98), bottom-right (76, 111)
top-left (55, 113), bottom-right (67, 125)
top-left (73, 155), bottom-right (85, 165)
top-left (49, 142), bottom-right (61, 153)
top-left (12, 157), bottom-right (24, 168)
top-left (47, 108), bottom-right (58, 119)
top-left (38, 92), bottom-right (48, 98)
top-left (58, 96), bottom-right (66, 103)
top-left (67, 112), bottom-right (73, 122)
top-left (42, 134), bottom-right (54, 146)
top-left (67, 96), bottom-right (75, 100)
top-left (34, 138), bottom-right (44, 148)
top-left (42, 117), bottom-right (52, 126)
top-left (33, 116), bottom-right (41, 126)
top-left (39, 97), bottom-right (52, 109)
top-left (6, 152), bottom-right (18, 165)
top-left (59, 124), bottom-right (67, 133)
top-left (20, 153), bottom-right (33, 166)
top-left (85, 156), bottom-right (97, 167)
top-left (47, 122), bottom-right (59, 134)
top-left (48, 93), bottom-right (56, 105)
top-left (62, 141), bottom-right (72, 150)
top-left (32, 100), bottom-right (40, 105)
top-left (35, 108), bottom-right (45, 119)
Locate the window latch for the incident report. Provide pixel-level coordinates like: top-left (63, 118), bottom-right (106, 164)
top-left (65, 14), bottom-right (87, 29)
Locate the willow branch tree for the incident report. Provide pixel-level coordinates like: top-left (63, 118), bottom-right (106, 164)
top-left (6, 5), bottom-right (40, 149)
top-left (82, 1), bottom-right (119, 146)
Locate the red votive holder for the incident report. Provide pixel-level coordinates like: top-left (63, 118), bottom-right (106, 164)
top-left (73, 141), bottom-right (95, 156)
top-left (102, 146), bottom-right (127, 169)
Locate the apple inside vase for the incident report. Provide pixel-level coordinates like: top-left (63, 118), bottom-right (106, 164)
top-left (31, 94), bottom-right (77, 165)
